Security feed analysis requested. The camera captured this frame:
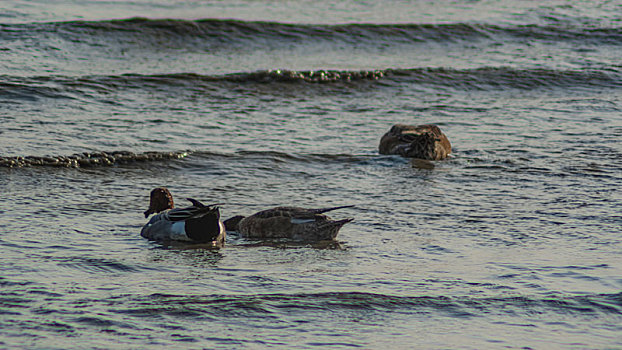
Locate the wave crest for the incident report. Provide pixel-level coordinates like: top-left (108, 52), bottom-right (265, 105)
top-left (0, 151), bottom-right (190, 168)
top-left (1, 67), bottom-right (619, 102)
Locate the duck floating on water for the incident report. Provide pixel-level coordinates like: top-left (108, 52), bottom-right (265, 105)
top-left (141, 187), bottom-right (226, 246)
top-left (224, 206), bottom-right (354, 241)
top-left (379, 124), bottom-right (451, 160)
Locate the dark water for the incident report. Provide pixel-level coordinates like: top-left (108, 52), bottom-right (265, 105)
top-left (1, 1), bottom-right (621, 348)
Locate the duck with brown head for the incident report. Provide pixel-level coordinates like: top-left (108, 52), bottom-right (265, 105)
top-left (141, 187), bottom-right (226, 246)
top-left (143, 187), bottom-right (174, 218)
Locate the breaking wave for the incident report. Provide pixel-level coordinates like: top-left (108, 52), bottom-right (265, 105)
top-left (0, 151), bottom-right (190, 168)
top-left (1, 67), bottom-right (620, 103)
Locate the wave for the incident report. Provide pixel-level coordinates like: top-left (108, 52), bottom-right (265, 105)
top-left (0, 150), bottom-right (375, 168)
top-left (2, 18), bottom-right (621, 46)
top-left (116, 291), bottom-right (622, 318)
top-left (53, 256), bottom-right (140, 274)
top-left (1, 67), bottom-right (620, 102)
top-left (0, 151), bottom-right (190, 168)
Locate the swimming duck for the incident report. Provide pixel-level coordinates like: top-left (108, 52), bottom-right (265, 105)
top-left (224, 205), bottom-right (354, 241)
top-left (379, 124), bottom-right (451, 160)
top-left (141, 187), bottom-right (226, 246)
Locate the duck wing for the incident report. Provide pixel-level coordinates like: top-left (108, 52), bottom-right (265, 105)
top-left (247, 205), bottom-right (353, 223)
top-left (278, 205), bottom-right (355, 219)
top-left (308, 205), bottom-right (354, 215)
top-left (165, 202), bottom-right (221, 222)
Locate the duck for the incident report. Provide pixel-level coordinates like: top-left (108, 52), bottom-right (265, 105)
top-left (379, 124), bottom-right (451, 160)
top-left (141, 187), bottom-right (226, 246)
top-left (223, 205), bottom-right (354, 241)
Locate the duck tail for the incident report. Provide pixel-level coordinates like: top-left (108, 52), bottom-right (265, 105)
top-left (317, 218), bottom-right (353, 240)
top-left (312, 205), bottom-right (355, 214)
top-left (185, 210), bottom-right (224, 242)
top-left (317, 218), bottom-right (354, 231)
top-left (329, 218), bottom-right (354, 228)
top-left (186, 198), bottom-right (206, 208)
top-left (186, 198), bottom-right (224, 209)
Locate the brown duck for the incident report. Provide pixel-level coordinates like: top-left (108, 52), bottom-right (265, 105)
top-left (224, 206), bottom-right (354, 241)
top-left (379, 124), bottom-right (451, 160)
top-left (141, 187), bottom-right (226, 246)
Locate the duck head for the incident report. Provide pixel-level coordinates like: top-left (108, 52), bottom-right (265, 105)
top-left (144, 187), bottom-right (174, 218)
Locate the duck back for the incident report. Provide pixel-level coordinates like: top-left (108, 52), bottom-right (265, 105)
top-left (237, 206), bottom-right (353, 241)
